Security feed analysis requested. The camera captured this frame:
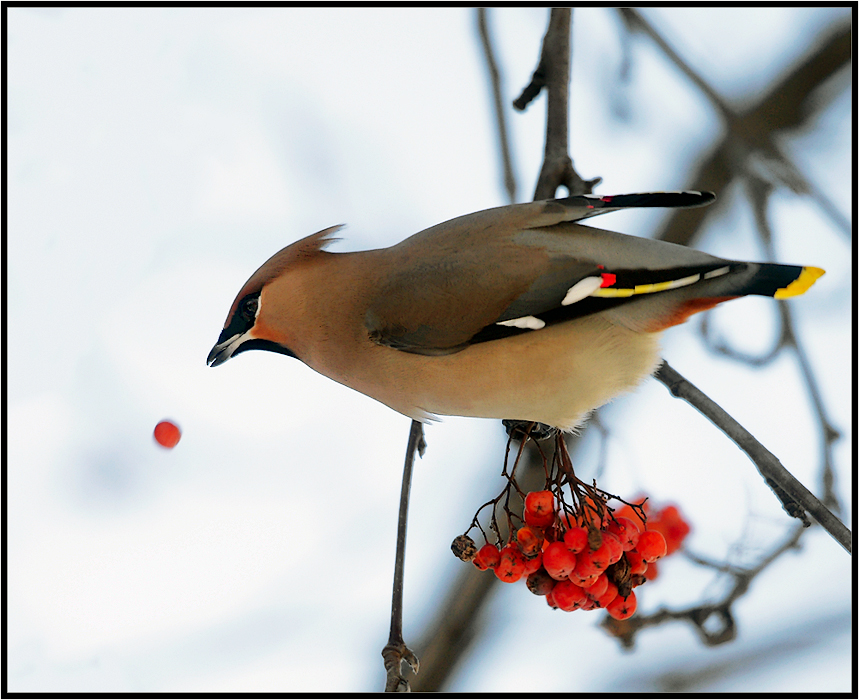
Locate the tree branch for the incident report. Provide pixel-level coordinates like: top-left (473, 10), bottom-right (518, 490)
top-left (654, 361), bottom-right (851, 554)
top-left (382, 420), bottom-right (425, 692)
top-left (514, 8), bottom-right (600, 200)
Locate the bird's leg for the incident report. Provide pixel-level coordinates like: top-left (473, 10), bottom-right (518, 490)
top-left (502, 419), bottom-right (558, 441)
top-left (382, 419), bottom-right (424, 692)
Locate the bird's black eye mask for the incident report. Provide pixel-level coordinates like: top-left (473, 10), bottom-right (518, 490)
top-left (239, 295), bottom-right (259, 324)
top-left (223, 291), bottom-right (260, 338)
top-left (216, 290), bottom-right (299, 361)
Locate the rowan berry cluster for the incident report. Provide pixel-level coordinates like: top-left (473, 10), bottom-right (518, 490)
top-left (452, 491), bottom-right (690, 621)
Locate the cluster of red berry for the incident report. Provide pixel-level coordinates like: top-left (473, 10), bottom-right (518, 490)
top-left (456, 491), bottom-right (690, 621)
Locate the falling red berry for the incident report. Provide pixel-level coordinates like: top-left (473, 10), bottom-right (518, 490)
top-left (154, 420), bottom-right (181, 449)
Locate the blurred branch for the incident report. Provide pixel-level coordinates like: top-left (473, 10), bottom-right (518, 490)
top-left (634, 12), bottom-right (852, 245)
top-left (655, 361), bottom-right (851, 554)
top-left (476, 8), bottom-right (518, 204)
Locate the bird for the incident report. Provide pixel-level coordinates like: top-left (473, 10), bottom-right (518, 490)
top-left (207, 192), bottom-right (824, 431)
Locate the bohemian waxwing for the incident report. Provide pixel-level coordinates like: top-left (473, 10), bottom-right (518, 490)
top-left (207, 192), bottom-right (824, 431)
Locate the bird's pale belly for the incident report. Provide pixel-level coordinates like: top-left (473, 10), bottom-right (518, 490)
top-left (320, 315), bottom-right (663, 431)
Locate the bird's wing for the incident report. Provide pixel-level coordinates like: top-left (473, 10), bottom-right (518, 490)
top-left (364, 192), bottom-right (723, 355)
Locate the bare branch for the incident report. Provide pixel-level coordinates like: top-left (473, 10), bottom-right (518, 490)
top-left (515, 9), bottom-right (600, 200)
top-left (382, 420), bottom-right (425, 692)
top-left (476, 9), bottom-right (518, 204)
top-left (654, 361), bottom-right (851, 553)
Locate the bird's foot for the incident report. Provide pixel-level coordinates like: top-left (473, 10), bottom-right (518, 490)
top-left (382, 640), bottom-right (419, 692)
top-left (502, 419), bottom-right (557, 441)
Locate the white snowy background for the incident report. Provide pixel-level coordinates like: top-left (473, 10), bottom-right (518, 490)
top-left (6, 7), bottom-right (852, 693)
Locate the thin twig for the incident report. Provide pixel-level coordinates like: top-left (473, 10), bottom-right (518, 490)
top-left (654, 361), bottom-right (851, 554)
top-left (382, 420), bottom-right (425, 692)
top-left (743, 174), bottom-right (843, 510)
top-left (476, 8), bottom-right (517, 204)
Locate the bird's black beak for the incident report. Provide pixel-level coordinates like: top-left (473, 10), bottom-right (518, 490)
top-left (207, 330), bottom-right (242, 367)
top-left (208, 330), bottom-right (300, 366)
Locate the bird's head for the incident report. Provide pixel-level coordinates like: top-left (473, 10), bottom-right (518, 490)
top-left (207, 225), bottom-right (343, 367)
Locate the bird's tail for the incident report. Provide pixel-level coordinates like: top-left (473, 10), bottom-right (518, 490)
top-left (733, 263), bottom-right (825, 299)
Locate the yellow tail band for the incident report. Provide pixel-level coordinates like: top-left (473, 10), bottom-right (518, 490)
top-left (774, 266), bottom-right (826, 299)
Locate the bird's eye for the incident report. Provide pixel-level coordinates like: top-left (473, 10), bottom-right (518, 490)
top-left (240, 297), bottom-right (259, 323)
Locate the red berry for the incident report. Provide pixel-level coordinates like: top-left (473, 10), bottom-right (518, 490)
top-left (573, 549), bottom-right (602, 578)
top-left (526, 568), bottom-right (556, 596)
top-left (552, 579), bottom-right (588, 611)
top-left (563, 526), bottom-right (588, 553)
top-left (516, 526), bottom-right (543, 558)
top-left (625, 550), bottom-right (648, 575)
top-left (569, 569), bottom-right (599, 588)
top-left (651, 505), bottom-right (691, 554)
top-left (587, 541), bottom-right (612, 572)
top-left (586, 573), bottom-right (609, 599)
top-left (494, 545), bottom-right (526, 583)
top-left (592, 579), bottom-right (618, 608)
top-left (608, 517), bottom-right (640, 551)
top-left (542, 541), bottom-right (576, 580)
top-left (523, 551), bottom-right (543, 575)
top-left (545, 589), bottom-right (559, 609)
top-left (153, 420), bottom-right (181, 448)
top-left (524, 509), bottom-right (555, 528)
top-left (637, 530), bottom-right (668, 563)
top-left (643, 560), bottom-right (659, 581)
top-left (474, 544), bottom-right (501, 570)
top-left (524, 490), bottom-right (554, 518)
top-left (602, 532), bottom-right (624, 565)
top-left (606, 591), bottom-right (637, 620)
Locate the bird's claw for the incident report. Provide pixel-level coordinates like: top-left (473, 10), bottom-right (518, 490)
top-left (382, 641), bottom-right (419, 692)
top-left (503, 419), bottom-right (557, 441)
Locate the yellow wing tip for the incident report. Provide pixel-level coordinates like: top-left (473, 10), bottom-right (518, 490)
top-left (774, 266), bottom-right (825, 299)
